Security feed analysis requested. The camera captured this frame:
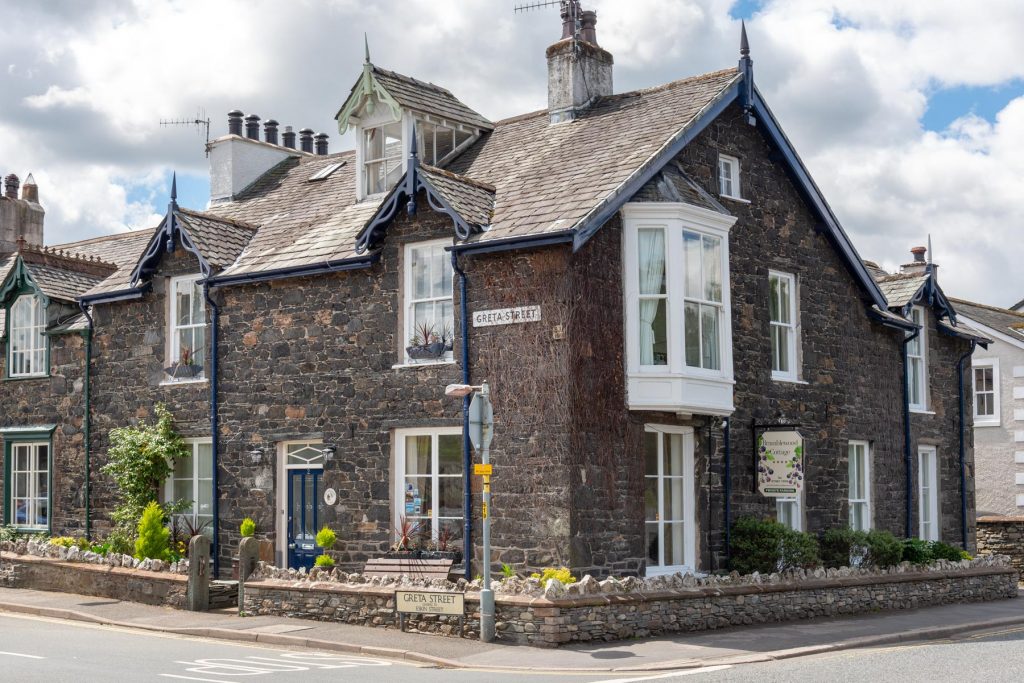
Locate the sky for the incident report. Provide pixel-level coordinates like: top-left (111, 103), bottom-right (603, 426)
top-left (1, 0), bottom-right (1023, 305)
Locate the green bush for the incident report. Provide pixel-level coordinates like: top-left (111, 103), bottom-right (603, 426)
top-left (314, 554), bottom-right (335, 568)
top-left (240, 518), bottom-right (256, 537)
top-left (530, 567), bottom-right (576, 585)
top-left (820, 528), bottom-right (868, 569)
top-left (781, 528), bottom-right (820, 570)
top-left (730, 517), bottom-right (820, 574)
top-left (134, 501), bottom-right (171, 561)
top-left (929, 541), bottom-right (965, 562)
top-left (864, 530), bottom-right (903, 568)
top-left (901, 538), bottom-right (931, 564)
top-left (501, 563), bottom-right (515, 578)
top-left (316, 526), bottom-right (337, 551)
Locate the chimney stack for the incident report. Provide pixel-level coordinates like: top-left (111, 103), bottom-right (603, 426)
top-left (4, 173), bottom-right (19, 199)
top-left (228, 110), bottom-right (244, 136)
top-left (314, 133), bottom-right (329, 156)
top-left (282, 126), bottom-right (296, 149)
top-left (244, 114), bottom-right (261, 140)
top-left (1, 171), bottom-right (45, 252)
top-left (299, 128), bottom-right (314, 153)
top-left (21, 173), bottom-right (38, 203)
top-left (900, 246), bottom-right (929, 276)
top-left (264, 119), bottom-right (279, 145)
top-left (546, 4), bottom-right (613, 123)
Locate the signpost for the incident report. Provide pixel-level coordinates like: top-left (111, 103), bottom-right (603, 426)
top-left (468, 383), bottom-right (495, 642)
top-left (756, 430), bottom-right (804, 497)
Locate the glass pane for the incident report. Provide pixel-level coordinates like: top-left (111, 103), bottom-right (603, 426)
top-left (848, 446), bottom-right (862, 498)
top-left (639, 298), bottom-right (668, 366)
top-left (646, 523), bottom-right (659, 565)
top-left (411, 246), bottom-right (430, 300)
top-left (173, 480), bottom-right (193, 505)
top-left (36, 498), bottom-right (48, 526)
top-left (15, 473), bottom-right (28, 499)
top-left (303, 475), bottom-right (314, 537)
top-left (683, 231), bottom-right (702, 298)
top-left (191, 327), bottom-right (206, 368)
top-left (701, 304), bottom-right (720, 370)
top-left (191, 281), bottom-right (204, 321)
top-left (638, 229), bottom-right (666, 295)
top-left (177, 286), bottom-right (192, 326)
top-left (772, 326), bottom-right (789, 373)
top-left (850, 502), bottom-right (865, 531)
top-left (438, 435), bottom-right (461, 474)
top-left (412, 302), bottom-right (436, 342)
top-left (15, 446), bottom-right (29, 471)
top-left (663, 434), bottom-right (683, 477)
top-left (777, 276), bottom-right (791, 324)
top-left (174, 452), bottom-right (193, 478)
top-left (664, 521), bottom-right (685, 566)
top-left (703, 235), bottom-right (722, 302)
top-left (406, 436), bottom-right (432, 475)
top-left (438, 477), bottom-right (462, 518)
top-left (644, 477), bottom-right (658, 521)
top-left (197, 444), bottom-right (213, 477)
top-left (684, 302), bottom-right (700, 367)
top-left (644, 432), bottom-right (658, 476)
top-left (769, 276), bottom-right (780, 322)
top-left (197, 481), bottom-right (213, 517)
top-left (663, 478), bottom-right (684, 522)
top-left (909, 359), bottom-right (922, 405)
top-left (418, 121), bottom-right (437, 163)
top-left (290, 476), bottom-right (301, 539)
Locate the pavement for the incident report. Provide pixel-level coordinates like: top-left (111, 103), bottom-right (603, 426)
top-left (0, 586), bottom-right (1022, 673)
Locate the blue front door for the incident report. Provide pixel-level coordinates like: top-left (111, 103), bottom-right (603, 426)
top-left (287, 468), bottom-right (322, 570)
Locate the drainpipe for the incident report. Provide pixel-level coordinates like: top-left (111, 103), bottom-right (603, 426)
top-left (78, 301), bottom-right (94, 541)
top-left (956, 341), bottom-right (976, 550)
top-left (451, 249), bottom-right (472, 581)
top-left (902, 330), bottom-right (920, 539)
top-left (203, 280), bottom-right (221, 577)
top-left (723, 418), bottom-right (732, 565)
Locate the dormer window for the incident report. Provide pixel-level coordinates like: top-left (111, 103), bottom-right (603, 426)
top-left (8, 294), bottom-right (47, 378)
top-left (416, 119), bottom-right (475, 167)
top-left (363, 121), bottom-right (404, 195)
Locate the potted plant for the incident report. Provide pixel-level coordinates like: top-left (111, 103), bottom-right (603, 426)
top-left (406, 321), bottom-right (448, 361)
top-left (388, 515), bottom-right (423, 556)
top-left (165, 346), bottom-right (203, 380)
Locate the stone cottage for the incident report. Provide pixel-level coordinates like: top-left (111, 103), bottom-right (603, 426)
top-left (0, 8), bottom-right (986, 577)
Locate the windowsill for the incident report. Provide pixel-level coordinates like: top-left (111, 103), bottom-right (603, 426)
top-left (909, 408), bottom-right (935, 415)
top-left (160, 378), bottom-right (209, 387)
top-left (772, 375), bottom-right (808, 385)
top-left (719, 194), bottom-right (751, 204)
top-left (974, 420), bottom-right (1001, 428)
top-left (392, 359), bottom-right (457, 370)
top-left (3, 374), bottom-right (49, 382)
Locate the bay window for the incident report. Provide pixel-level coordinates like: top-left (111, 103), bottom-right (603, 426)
top-left (8, 294), bottom-right (47, 377)
top-left (624, 203), bottom-right (737, 415)
top-left (363, 121), bottom-right (403, 195)
top-left (769, 271), bottom-right (798, 381)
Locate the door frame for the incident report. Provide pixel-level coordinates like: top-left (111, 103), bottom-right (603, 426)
top-left (643, 424), bottom-right (696, 576)
top-left (275, 440), bottom-right (324, 567)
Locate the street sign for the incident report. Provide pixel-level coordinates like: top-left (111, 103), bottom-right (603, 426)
top-left (474, 463), bottom-right (493, 476)
top-left (468, 393), bottom-right (494, 452)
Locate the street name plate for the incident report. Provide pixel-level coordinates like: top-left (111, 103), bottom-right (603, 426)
top-left (474, 463), bottom-right (493, 476)
top-left (395, 590), bottom-right (465, 616)
top-left (472, 306), bottom-right (541, 327)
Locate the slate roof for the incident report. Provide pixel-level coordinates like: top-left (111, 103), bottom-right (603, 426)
top-left (948, 298), bottom-right (1024, 342)
top-left (24, 261), bottom-right (106, 302)
top-left (631, 162), bottom-right (730, 214)
top-left (176, 209), bottom-right (257, 269)
top-left (371, 67), bottom-right (492, 131)
top-left (420, 165), bottom-right (495, 227)
top-left (936, 317), bottom-right (993, 346)
top-left (875, 273), bottom-right (929, 309)
top-left (57, 229), bottom-right (159, 299)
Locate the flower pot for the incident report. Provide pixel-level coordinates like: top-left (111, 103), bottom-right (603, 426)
top-left (164, 363), bottom-right (204, 379)
top-left (406, 343), bottom-right (446, 360)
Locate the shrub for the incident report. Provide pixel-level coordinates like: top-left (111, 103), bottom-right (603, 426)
top-left (530, 567), bottom-right (576, 585)
top-left (501, 563), bottom-right (515, 579)
top-left (902, 538), bottom-right (931, 564)
top-left (240, 518), bottom-right (256, 537)
top-left (820, 528), bottom-right (868, 569)
top-left (106, 528), bottom-right (135, 556)
top-left (135, 501), bottom-right (171, 561)
top-left (314, 554), bottom-right (335, 568)
top-left (316, 526), bottom-right (337, 551)
top-left (49, 536), bottom-right (78, 548)
top-left (780, 529), bottom-right (820, 570)
top-left (864, 530), bottom-right (903, 568)
top-left (929, 541), bottom-right (965, 562)
top-left (730, 517), bottom-right (820, 574)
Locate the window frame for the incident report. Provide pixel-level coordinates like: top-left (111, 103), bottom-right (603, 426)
top-left (7, 293), bottom-right (48, 379)
top-left (848, 441), bottom-right (872, 531)
top-left (167, 274), bottom-right (207, 383)
top-left (907, 306), bottom-right (928, 412)
top-left (643, 424), bottom-right (697, 576)
top-left (918, 445), bottom-right (940, 541)
top-left (403, 239), bottom-right (455, 365)
top-left (3, 435), bottom-right (52, 533)
top-left (769, 270), bottom-right (799, 382)
top-left (972, 358), bottom-right (1000, 427)
top-left (163, 439), bottom-right (214, 538)
top-left (718, 154), bottom-right (741, 200)
top-left (392, 427), bottom-right (463, 544)
top-left (776, 494), bottom-right (803, 532)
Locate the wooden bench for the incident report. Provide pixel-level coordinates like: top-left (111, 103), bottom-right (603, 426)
top-left (363, 557), bottom-right (456, 582)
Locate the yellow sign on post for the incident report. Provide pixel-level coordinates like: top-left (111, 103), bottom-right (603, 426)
top-left (474, 463), bottom-right (493, 476)
top-left (482, 501), bottom-right (489, 519)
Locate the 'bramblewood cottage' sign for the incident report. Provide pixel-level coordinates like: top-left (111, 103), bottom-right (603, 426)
top-left (757, 430), bottom-right (804, 497)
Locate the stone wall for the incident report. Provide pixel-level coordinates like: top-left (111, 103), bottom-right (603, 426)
top-left (978, 516), bottom-right (1024, 576)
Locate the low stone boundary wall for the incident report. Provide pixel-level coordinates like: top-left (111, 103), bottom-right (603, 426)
top-left (242, 562), bottom-right (1018, 647)
top-left (0, 552), bottom-right (188, 608)
top-left (978, 516), bottom-right (1024, 577)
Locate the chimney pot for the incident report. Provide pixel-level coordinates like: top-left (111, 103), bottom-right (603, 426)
top-left (244, 114), bottom-right (261, 140)
top-left (560, 0), bottom-right (577, 40)
top-left (4, 173), bottom-right (19, 199)
top-left (314, 132), bottom-right (329, 156)
top-left (299, 128), bottom-right (315, 154)
top-left (228, 110), bottom-right (244, 136)
top-left (282, 126), bottom-right (296, 149)
top-left (580, 10), bottom-right (598, 44)
top-left (264, 119), bottom-right (280, 145)
top-left (911, 246), bottom-right (927, 263)
top-left (21, 173), bottom-right (38, 203)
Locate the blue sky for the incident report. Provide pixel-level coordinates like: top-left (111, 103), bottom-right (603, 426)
top-left (922, 82), bottom-right (1024, 132)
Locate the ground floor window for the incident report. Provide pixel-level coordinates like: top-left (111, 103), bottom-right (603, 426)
top-left (918, 446), bottom-right (939, 541)
top-left (848, 441), bottom-right (871, 531)
top-left (393, 428), bottom-right (463, 542)
top-left (644, 425), bottom-right (696, 574)
top-left (776, 495), bottom-right (802, 531)
top-left (165, 440), bottom-right (213, 537)
top-left (6, 441), bottom-right (50, 530)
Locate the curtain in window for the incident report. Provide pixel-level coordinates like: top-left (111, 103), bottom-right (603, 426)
top-left (637, 230), bottom-right (666, 366)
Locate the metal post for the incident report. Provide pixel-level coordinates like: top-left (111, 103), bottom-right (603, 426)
top-left (479, 382), bottom-right (495, 643)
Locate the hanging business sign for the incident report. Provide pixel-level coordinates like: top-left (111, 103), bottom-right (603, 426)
top-left (757, 430), bottom-right (804, 497)
top-left (472, 306), bottom-right (541, 327)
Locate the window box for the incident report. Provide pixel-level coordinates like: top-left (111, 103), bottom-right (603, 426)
top-left (164, 362), bottom-right (205, 380)
top-left (406, 341), bottom-right (451, 361)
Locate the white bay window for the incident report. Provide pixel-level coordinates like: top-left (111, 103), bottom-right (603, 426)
top-left (624, 203), bottom-right (737, 415)
top-left (8, 294), bottom-right (47, 378)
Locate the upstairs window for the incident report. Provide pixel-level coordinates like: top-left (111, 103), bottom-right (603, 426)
top-left (637, 228), bottom-right (668, 366)
top-left (404, 240), bottom-right (454, 364)
top-left (769, 271), bottom-right (798, 381)
top-left (718, 154), bottom-right (741, 200)
top-left (683, 230), bottom-right (723, 371)
top-left (907, 306), bottom-right (928, 411)
top-left (973, 359), bottom-right (999, 427)
top-left (9, 294), bottom-right (46, 377)
top-left (168, 275), bottom-right (206, 382)
top-left (416, 120), bottom-right (474, 166)
top-left (363, 121), bottom-right (404, 195)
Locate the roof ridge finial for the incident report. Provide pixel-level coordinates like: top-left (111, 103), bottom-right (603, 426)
top-left (170, 171), bottom-right (178, 204)
top-left (927, 234), bottom-right (933, 265)
top-left (364, 33), bottom-right (371, 64)
top-left (740, 20), bottom-right (750, 57)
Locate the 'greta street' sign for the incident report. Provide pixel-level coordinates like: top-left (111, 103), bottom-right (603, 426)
top-left (395, 590), bottom-right (465, 616)
top-left (757, 430), bottom-right (804, 497)
top-left (472, 306), bottom-right (541, 327)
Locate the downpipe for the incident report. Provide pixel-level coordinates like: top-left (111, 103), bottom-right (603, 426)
top-left (203, 280), bottom-right (221, 577)
top-left (78, 301), bottom-right (94, 540)
top-left (723, 418), bottom-right (732, 565)
top-left (902, 330), bottom-right (920, 539)
top-left (956, 342), bottom-right (977, 550)
top-left (451, 249), bottom-right (473, 581)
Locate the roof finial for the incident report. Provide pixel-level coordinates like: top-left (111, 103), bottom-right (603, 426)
top-left (170, 171), bottom-right (178, 203)
top-left (740, 20), bottom-right (750, 57)
top-left (927, 234), bottom-right (933, 264)
top-left (364, 33), bottom-right (371, 64)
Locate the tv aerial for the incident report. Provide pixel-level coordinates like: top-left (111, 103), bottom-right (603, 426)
top-left (159, 109), bottom-right (212, 157)
top-left (514, 0), bottom-right (583, 39)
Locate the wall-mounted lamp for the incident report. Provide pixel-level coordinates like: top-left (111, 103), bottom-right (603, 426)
top-left (321, 446), bottom-right (336, 462)
top-left (248, 446), bottom-right (265, 465)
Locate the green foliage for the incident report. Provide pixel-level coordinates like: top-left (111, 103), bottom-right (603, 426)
top-left (0, 525), bottom-right (17, 543)
top-left (529, 567), bottom-right (576, 585)
top-left (240, 518), bottom-right (256, 537)
top-left (134, 501), bottom-right (171, 561)
top-left (820, 528), bottom-right (868, 569)
top-left (106, 529), bottom-right (135, 555)
top-left (314, 554), bottom-right (335, 568)
top-left (501, 563), bottom-right (515, 579)
top-left (929, 541), bottom-right (966, 562)
top-left (730, 517), bottom-right (821, 574)
top-left (316, 526), bottom-right (337, 551)
top-left (864, 530), bottom-right (903, 568)
top-left (49, 536), bottom-right (91, 550)
top-left (901, 538), bottom-right (931, 564)
top-left (961, 550), bottom-right (973, 561)
top-left (102, 404), bottom-right (190, 541)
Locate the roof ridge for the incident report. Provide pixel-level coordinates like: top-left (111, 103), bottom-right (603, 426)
top-left (178, 207), bottom-right (259, 233)
top-left (372, 65), bottom-right (455, 96)
top-left (420, 164), bottom-right (496, 193)
top-left (18, 241), bottom-right (118, 275)
top-left (948, 296), bottom-right (1024, 320)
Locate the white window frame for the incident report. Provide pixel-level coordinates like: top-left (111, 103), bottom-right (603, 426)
top-left (848, 441), bottom-right (872, 531)
top-left (972, 358), bottom-right (1000, 427)
top-left (356, 110), bottom-right (416, 201)
top-left (776, 494), bottom-right (802, 532)
top-left (9, 441), bottom-right (50, 531)
top-left (392, 427), bottom-right (463, 543)
top-left (908, 306), bottom-right (928, 412)
top-left (644, 425), bottom-right (696, 575)
top-left (718, 154), bottom-right (741, 199)
top-left (918, 445), bottom-right (940, 541)
top-left (168, 274), bottom-right (206, 383)
top-left (769, 271), bottom-right (799, 382)
top-left (164, 439), bottom-right (213, 537)
top-left (8, 293), bottom-right (47, 378)
top-left (403, 239), bottom-right (455, 365)
top-left (622, 203), bottom-right (737, 415)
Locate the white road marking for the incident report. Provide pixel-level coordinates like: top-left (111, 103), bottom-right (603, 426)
top-left (591, 665), bottom-right (733, 683)
top-left (160, 675), bottom-right (234, 683)
top-left (0, 650), bottom-right (44, 659)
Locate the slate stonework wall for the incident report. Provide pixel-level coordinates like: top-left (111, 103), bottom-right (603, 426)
top-left (977, 517), bottom-right (1024, 576)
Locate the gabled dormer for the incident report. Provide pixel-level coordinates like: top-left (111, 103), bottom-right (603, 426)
top-left (336, 42), bottom-right (492, 201)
